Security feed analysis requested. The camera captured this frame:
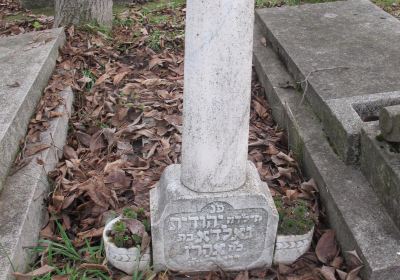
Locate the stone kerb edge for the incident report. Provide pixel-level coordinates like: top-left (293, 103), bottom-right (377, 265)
top-left (0, 28), bottom-right (66, 193)
top-left (253, 22), bottom-right (400, 279)
top-left (0, 87), bottom-right (73, 279)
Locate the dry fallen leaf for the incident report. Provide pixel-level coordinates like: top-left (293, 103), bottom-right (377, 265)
top-left (13, 265), bottom-right (55, 280)
top-left (316, 230), bottom-right (338, 264)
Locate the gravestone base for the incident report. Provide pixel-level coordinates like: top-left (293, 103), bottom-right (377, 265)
top-left (150, 162), bottom-right (278, 272)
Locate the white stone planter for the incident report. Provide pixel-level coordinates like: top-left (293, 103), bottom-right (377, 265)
top-left (103, 217), bottom-right (151, 275)
top-left (273, 226), bottom-right (314, 265)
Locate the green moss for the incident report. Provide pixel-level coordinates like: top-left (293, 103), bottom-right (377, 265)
top-left (255, 0), bottom-right (337, 8)
top-left (123, 208), bottom-right (138, 219)
top-left (274, 197), bottom-right (315, 235)
top-left (376, 133), bottom-right (385, 142)
top-left (113, 221), bottom-right (126, 233)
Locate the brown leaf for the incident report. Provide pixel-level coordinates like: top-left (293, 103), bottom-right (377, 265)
top-left (234, 271), bottom-right (249, 280)
top-left (113, 71), bottom-right (129, 85)
top-left (336, 270), bottom-right (347, 280)
top-left (253, 100), bottom-right (268, 118)
top-left (78, 263), bottom-right (110, 273)
top-left (317, 266), bottom-right (336, 280)
top-left (13, 265), bottom-right (55, 279)
top-left (51, 276), bottom-right (68, 280)
top-left (344, 250), bottom-right (363, 270)
top-left (89, 131), bottom-right (106, 153)
top-left (94, 73), bottom-right (110, 86)
top-left (48, 111), bottom-right (64, 118)
top-left (316, 230), bottom-right (337, 264)
top-left (75, 131), bottom-right (91, 147)
top-left (346, 266), bottom-right (363, 280)
top-left (77, 227), bottom-right (104, 239)
top-left (63, 145), bottom-right (78, 160)
top-left (330, 256), bottom-right (343, 268)
top-left (124, 218), bottom-right (145, 236)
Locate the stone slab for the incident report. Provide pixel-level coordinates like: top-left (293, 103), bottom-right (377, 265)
top-left (0, 28), bottom-right (65, 193)
top-left (361, 122), bottom-right (400, 229)
top-left (0, 88), bottom-right (73, 280)
top-left (150, 162), bottom-right (278, 272)
top-left (256, 0), bottom-right (400, 163)
top-left (253, 22), bottom-right (400, 280)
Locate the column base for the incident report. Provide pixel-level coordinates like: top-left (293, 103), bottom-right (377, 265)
top-left (150, 162), bottom-right (278, 272)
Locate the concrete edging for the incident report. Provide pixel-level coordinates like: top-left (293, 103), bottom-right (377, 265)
top-left (253, 21), bottom-right (400, 280)
top-left (0, 28), bottom-right (66, 193)
top-left (0, 87), bottom-right (73, 279)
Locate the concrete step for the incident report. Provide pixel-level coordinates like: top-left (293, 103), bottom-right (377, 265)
top-left (0, 87), bottom-right (73, 279)
top-left (256, 0), bottom-right (400, 164)
top-left (0, 28), bottom-right (65, 193)
top-left (253, 21), bottom-right (400, 280)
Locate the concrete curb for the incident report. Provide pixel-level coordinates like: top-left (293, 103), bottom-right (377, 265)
top-left (253, 21), bottom-right (400, 280)
top-left (0, 87), bottom-right (73, 280)
top-left (361, 123), bottom-right (400, 230)
top-left (0, 28), bottom-right (66, 193)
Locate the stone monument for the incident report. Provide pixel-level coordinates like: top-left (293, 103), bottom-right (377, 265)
top-left (150, 0), bottom-right (278, 272)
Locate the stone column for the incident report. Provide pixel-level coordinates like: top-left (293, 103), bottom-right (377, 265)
top-left (181, 0), bottom-right (254, 193)
top-left (150, 0), bottom-right (278, 272)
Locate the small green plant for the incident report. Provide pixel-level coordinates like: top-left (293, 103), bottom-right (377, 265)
top-left (123, 207), bottom-right (138, 219)
top-left (32, 21), bottom-right (43, 30)
top-left (107, 208), bottom-right (149, 249)
top-left (148, 30), bottom-right (162, 51)
top-left (274, 197), bottom-right (315, 235)
top-left (27, 221), bottom-right (108, 279)
top-left (113, 16), bottom-right (134, 27)
top-left (82, 69), bottom-right (97, 91)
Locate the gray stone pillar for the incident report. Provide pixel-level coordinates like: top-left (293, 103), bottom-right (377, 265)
top-left (181, 0), bottom-right (254, 193)
top-left (150, 0), bottom-right (278, 272)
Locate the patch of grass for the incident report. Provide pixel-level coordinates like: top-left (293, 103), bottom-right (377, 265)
top-left (113, 16), bottom-right (134, 27)
top-left (33, 265), bottom-right (110, 280)
top-left (82, 69), bottom-right (97, 91)
top-left (81, 22), bottom-right (112, 38)
top-left (113, 3), bottom-right (130, 15)
top-left (148, 29), bottom-right (163, 51)
top-left (142, 0), bottom-right (186, 12)
top-left (373, 0), bottom-right (400, 8)
top-left (149, 14), bottom-right (169, 24)
top-left (4, 6), bottom-right (54, 22)
top-left (274, 197), bottom-right (315, 235)
top-left (255, 0), bottom-right (335, 8)
top-left (30, 222), bottom-right (108, 279)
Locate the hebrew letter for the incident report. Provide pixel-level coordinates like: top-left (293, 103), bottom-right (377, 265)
top-left (169, 217), bottom-right (181, 230)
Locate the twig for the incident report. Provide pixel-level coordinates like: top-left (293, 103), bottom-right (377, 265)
top-left (298, 66), bottom-right (350, 105)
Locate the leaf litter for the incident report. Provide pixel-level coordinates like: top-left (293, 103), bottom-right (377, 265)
top-left (1, 0), bottom-right (364, 279)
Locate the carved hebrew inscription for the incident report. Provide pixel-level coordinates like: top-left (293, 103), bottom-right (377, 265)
top-left (164, 202), bottom-right (268, 268)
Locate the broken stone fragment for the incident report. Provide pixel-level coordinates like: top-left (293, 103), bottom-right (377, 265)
top-left (380, 105), bottom-right (400, 142)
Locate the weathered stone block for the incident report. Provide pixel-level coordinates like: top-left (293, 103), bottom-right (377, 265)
top-left (380, 105), bottom-right (400, 142)
top-left (150, 162), bottom-right (278, 272)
